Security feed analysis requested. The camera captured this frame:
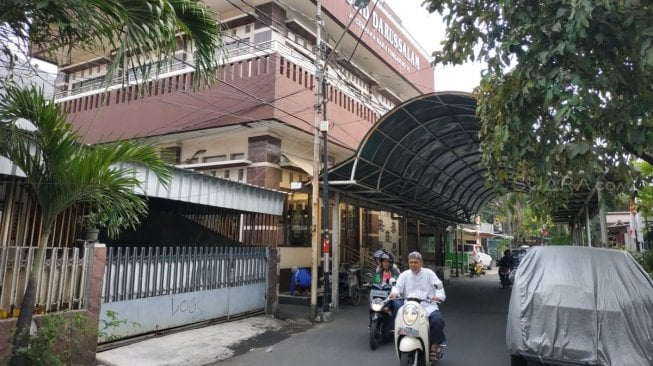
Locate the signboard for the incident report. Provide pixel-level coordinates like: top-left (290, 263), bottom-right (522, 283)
top-left (323, 1), bottom-right (434, 93)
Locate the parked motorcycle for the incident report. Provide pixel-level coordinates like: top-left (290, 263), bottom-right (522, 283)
top-left (394, 297), bottom-right (445, 366)
top-left (329, 264), bottom-right (361, 306)
top-left (368, 279), bottom-right (395, 350)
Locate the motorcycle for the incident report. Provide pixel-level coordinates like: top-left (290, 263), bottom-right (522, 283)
top-left (498, 266), bottom-right (511, 289)
top-left (469, 261), bottom-right (486, 277)
top-left (394, 296), bottom-right (445, 366)
top-left (368, 279), bottom-right (395, 350)
top-left (328, 264), bottom-right (361, 306)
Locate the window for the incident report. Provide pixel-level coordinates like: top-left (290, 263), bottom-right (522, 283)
top-left (238, 169), bottom-right (244, 181)
top-left (160, 147), bottom-right (181, 164)
top-left (224, 170), bottom-right (230, 179)
top-left (203, 155), bottom-right (226, 163)
top-left (230, 153), bottom-right (245, 160)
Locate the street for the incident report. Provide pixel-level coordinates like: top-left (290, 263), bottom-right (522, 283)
top-left (215, 270), bottom-right (512, 366)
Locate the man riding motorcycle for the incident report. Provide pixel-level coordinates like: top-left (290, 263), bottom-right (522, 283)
top-left (497, 249), bottom-right (515, 289)
top-left (389, 251), bottom-right (446, 363)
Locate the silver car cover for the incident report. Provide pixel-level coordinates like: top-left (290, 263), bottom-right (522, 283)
top-left (506, 246), bottom-right (653, 366)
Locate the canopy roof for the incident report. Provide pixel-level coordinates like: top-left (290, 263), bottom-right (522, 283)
top-left (329, 92), bottom-right (488, 223)
top-left (328, 92), bottom-right (595, 224)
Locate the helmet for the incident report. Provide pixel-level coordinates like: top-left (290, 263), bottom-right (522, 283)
top-left (379, 252), bottom-right (393, 264)
top-left (373, 248), bottom-right (387, 259)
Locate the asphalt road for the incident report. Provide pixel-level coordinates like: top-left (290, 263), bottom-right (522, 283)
top-left (215, 270), bottom-right (512, 366)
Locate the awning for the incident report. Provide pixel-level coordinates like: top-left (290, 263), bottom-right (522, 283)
top-left (326, 92), bottom-right (595, 224)
top-left (328, 92), bottom-right (490, 223)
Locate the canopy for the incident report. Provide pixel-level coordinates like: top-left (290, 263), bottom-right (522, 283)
top-left (328, 92), bottom-right (492, 223)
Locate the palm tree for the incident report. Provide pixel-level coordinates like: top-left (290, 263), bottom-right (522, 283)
top-left (0, 84), bottom-right (172, 365)
top-left (1, 0), bottom-right (223, 87)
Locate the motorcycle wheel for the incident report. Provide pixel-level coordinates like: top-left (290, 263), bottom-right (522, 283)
top-left (369, 319), bottom-right (379, 350)
top-left (510, 354), bottom-right (527, 366)
top-left (399, 350), bottom-right (420, 366)
top-left (349, 284), bottom-right (361, 306)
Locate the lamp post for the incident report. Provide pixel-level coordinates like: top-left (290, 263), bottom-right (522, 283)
top-left (310, 0), bottom-right (370, 321)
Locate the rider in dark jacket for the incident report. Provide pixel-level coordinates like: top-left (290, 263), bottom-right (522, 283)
top-left (498, 249), bottom-right (515, 268)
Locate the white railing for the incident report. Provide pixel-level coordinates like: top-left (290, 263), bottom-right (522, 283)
top-left (0, 246), bottom-right (88, 317)
top-left (102, 246), bottom-right (266, 303)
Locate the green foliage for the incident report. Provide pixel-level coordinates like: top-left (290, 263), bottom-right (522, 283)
top-left (632, 250), bottom-right (653, 278)
top-left (548, 226), bottom-right (573, 245)
top-left (14, 311), bottom-right (136, 365)
top-left (423, 0), bottom-right (653, 216)
top-left (0, 0), bottom-right (224, 89)
top-left (0, 84), bottom-right (172, 238)
top-left (20, 312), bottom-right (88, 366)
top-left (98, 310), bottom-right (140, 342)
top-left (634, 161), bottom-right (653, 218)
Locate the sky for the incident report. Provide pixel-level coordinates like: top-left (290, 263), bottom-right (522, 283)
top-left (383, 0), bottom-right (484, 93)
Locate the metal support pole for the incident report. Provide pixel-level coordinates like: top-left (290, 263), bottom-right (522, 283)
top-left (585, 206), bottom-right (592, 247)
top-left (331, 194), bottom-right (340, 309)
top-left (597, 184), bottom-right (608, 247)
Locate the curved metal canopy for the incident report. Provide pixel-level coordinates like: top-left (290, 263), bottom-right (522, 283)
top-left (329, 92), bottom-right (491, 224)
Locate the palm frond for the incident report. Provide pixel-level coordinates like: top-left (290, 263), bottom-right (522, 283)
top-left (0, 84), bottom-right (171, 238)
top-left (2, 0), bottom-right (223, 89)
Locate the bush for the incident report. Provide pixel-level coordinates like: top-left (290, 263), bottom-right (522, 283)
top-left (632, 250), bottom-right (653, 278)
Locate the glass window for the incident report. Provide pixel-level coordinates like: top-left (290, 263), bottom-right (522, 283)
top-left (231, 153), bottom-right (245, 160)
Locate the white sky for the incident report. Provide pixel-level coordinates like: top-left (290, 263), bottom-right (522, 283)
top-left (384, 0), bottom-right (484, 93)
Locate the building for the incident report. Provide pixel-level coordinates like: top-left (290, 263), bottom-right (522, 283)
top-left (36, 0), bottom-right (435, 273)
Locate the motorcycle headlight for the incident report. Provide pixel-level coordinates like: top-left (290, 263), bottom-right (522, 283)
top-left (402, 304), bottom-right (419, 325)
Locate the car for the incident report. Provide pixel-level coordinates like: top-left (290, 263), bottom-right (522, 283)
top-left (507, 246), bottom-right (653, 366)
top-left (510, 245), bottom-right (531, 267)
top-left (462, 244), bottom-right (493, 269)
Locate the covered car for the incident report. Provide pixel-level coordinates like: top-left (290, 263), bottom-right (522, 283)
top-left (507, 246), bottom-right (653, 366)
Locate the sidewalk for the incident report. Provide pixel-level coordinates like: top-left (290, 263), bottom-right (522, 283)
top-left (95, 303), bottom-right (315, 366)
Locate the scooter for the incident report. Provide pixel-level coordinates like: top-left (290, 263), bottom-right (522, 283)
top-left (469, 261), bottom-right (486, 277)
top-left (368, 279), bottom-right (395, 350)
top-left (394, 292), bottom-right (445, 365)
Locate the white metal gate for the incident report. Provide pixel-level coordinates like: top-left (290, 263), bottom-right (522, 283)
top-left (99, 246), bottom-right (267, 341)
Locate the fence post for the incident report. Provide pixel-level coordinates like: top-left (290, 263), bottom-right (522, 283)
top-left (265, 247), bottom-right (279, 316)
top-left (80, 242), bottom-right (107, 364)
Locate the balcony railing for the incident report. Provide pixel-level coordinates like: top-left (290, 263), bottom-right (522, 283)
top-left (54, 35), bottom-right (388, 114)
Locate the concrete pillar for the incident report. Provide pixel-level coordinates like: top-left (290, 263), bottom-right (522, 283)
top-left (266, 247), bottom-right (279, 316)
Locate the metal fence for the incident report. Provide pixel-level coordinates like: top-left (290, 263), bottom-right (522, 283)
top-left (103, 246), bottom-right (266, 303)
top-left (0, 246), bottom-right (88, 317)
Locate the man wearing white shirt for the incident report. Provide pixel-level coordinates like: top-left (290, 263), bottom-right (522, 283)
top-left (390, 251), bottom-right (446, 362)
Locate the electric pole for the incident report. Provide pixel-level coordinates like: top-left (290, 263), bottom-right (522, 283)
top-left (309, 0), bottom-right (324, 321)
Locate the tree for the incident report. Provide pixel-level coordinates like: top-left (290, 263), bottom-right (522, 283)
top-left (0, 85), bottom-right (172, 365)
top-left (0, 0), bottom-right (223, 88)
top-left (423, 0), bottom-right (653, 214)
top-left (635, 161), bottom-right (653, 218)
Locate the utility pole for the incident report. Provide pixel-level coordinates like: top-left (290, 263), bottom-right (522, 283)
top-left (310, 0), bottom-right (370, 322)
top-left (310, 0), bottom-right (324, 321)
